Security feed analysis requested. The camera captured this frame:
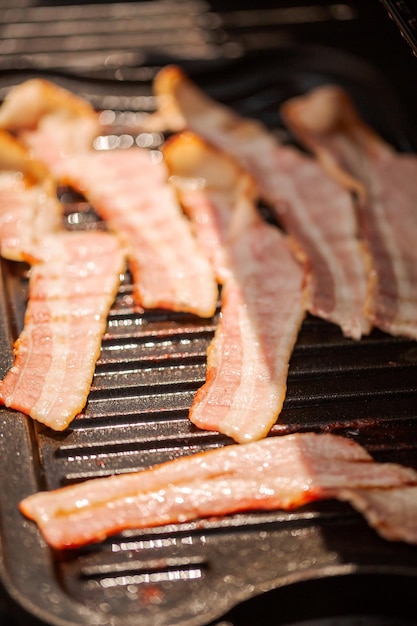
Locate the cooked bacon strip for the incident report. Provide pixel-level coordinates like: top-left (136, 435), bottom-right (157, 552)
top-left (281, 85), bottom-right (417, 339)
top-left (0, 131), bottom-right (61, 260)
top-left (19, 432), bottom-right (417, 549)
top-left (164, 133), bottom-right (306, 442)
top-left (0, 231), bottom-right (125, 430)
top-left (0, 79), bottom-right (218, 318)
top-left (0, 78), bottom-right (100, 170)
top-left (152, 67), bottom-right (370, 339)
top-left (59, 148), bottom-right (218, 317)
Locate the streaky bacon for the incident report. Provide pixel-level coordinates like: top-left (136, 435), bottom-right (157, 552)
top-left (164, 133), bottom-right (306, 442)
top-left (0, 79), bottom-right (218, 318)
top-left (152, 66), bottom-right (371, 339)
top-left (0, 78), bottom-right (100, 170)
top-left (0, 231), bottom-right (126, 430)
top-left (281, 85), bottom-right (417, 340)
top-left (0, 131), bottom-right (61, 261)
top-left (163, 131), bottom-right (258, 283)
top-left (19, 432), bottom-right (417, 549)
top-left (59, 148), bottom-right (218, 317)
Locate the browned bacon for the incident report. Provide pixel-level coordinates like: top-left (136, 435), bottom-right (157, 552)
top-left (0, 79), bottom-right (218, 318)
top-left (19, 432), bottom-right (417, 549)
top-left (281, 85), bottom-right (417, 340)
top-left (152, 66), bottom-right (371, 339)
top-left (0, 78), bottom-right (100, 169)
top-left (0, 131), bottom-right (61, 260)
top-left (164, 133), bottom-right (306, 442)
top-left (0, 231), bottom-right (125, 430)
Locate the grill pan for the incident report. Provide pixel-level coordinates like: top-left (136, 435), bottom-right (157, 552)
top-left (1, 2), bottom-right (417, 625)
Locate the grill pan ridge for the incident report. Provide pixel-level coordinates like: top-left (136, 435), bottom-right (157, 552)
top-left (0, 6), bottom-right (417, 626)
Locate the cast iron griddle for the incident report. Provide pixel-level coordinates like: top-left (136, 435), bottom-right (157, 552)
top-left (0, 45), bottom-right (417, 626)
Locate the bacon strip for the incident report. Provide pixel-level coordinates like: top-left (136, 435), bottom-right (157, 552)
top-left (0, 231), bottom-right (126, 430)
top-left (281, 85), bottom-right (417, 339)
top-left (164, 133), bottom-right (306, 442)
top-left (0, 79), bottom-right (218, 318)
top-left (269, 146), bottom-right (371, 339)
top-left (19, 432), bottom-right (417, 549)
top-left (0, 78), bottom-right (100, 169)
top-left (152, 66), bottom-right (371, 339)
top-left (0, 131), bottom-right (61, 261)
top-left (190, 260), bottom-right (304, 443)
top-left (59, 148), bottom-right (218, 317)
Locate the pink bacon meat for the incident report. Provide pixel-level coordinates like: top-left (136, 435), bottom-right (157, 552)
top-left (152, 66), bottom-right (370, 339)
top-left (0, 79), bottom-right (218, 318)
top-left (164, 133), bottom-right (306, 442)
top-left (19, 432), bottom-right (417, 549)
top-left (0, 230), bottom-right (125, 430)
top-left (281, 85), bottom-right (417, 340)
top-left (0, 131), bottom-right (61, 261)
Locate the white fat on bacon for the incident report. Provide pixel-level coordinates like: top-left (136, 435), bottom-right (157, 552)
top-left (0, 131), bottom-right (61, 261)
top-left (281, 85), bottom-right (417, 340)
top-left (19, 432), bottom-right (417, 549)
top-left (152, 66), bottom-right (371, 339)
top-left (0, 231), bottom-right (126, 430)
top-left (164, 133), bottom-right (306, 442)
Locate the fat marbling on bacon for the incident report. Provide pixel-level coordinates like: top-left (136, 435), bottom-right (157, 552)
top-left (164, 132), bottom-right (307, 442)
top-left (0, 230), bottom-right (126, 430)
top-left (0, 79), bottom-right (218, 318)
top-left (0, 131), bottom-right (61, 261)
top-left (281, 85), bottom-right (417, 340)
top-left (152, 66), bottom-right (371, 340)
top-left (19, 432), bottom-right (417, 549)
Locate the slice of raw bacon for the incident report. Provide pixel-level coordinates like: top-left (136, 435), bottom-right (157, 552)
top-left (0, 79), bottom-right (218, 318)
top-left (281, 85), bottom-right (417, 340)
top-left (19, 432), bottom-right (417, 549)
top-left (0, 131), bottom-right (61, 261)
top-left (152, 66), bottom-right (371, 339)
top-left (0, 230), bottom-right (126, 430)
top-left (59, 148), bottom-right (218, 317)
top-left (164, 133), bottom-right (306, 443)
top-left (269, 146), bottom-right (371, 340)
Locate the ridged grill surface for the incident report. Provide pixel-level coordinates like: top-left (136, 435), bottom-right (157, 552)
top-left (0, 0), bottom-right (358, 78)
top-left (0, 3), bottom-right (417, 626)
